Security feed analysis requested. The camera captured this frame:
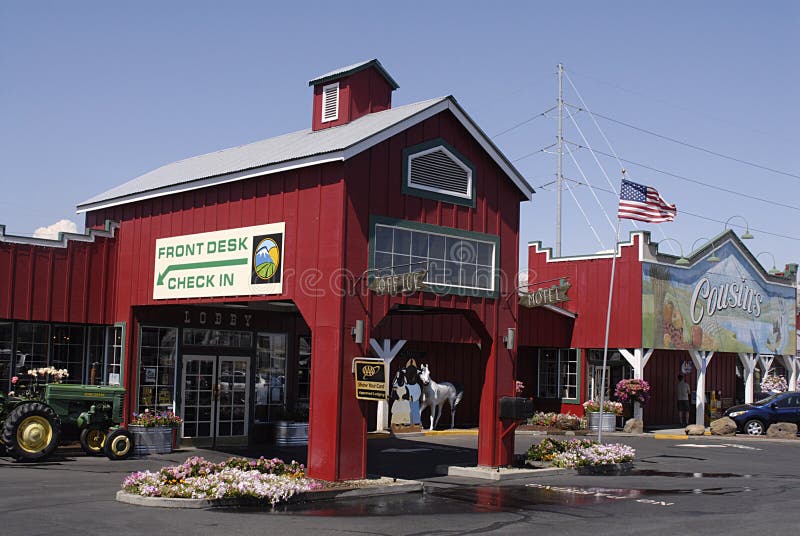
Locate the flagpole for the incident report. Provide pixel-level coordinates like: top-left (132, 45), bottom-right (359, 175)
top-left (597, 215), bottom-right (622, 443)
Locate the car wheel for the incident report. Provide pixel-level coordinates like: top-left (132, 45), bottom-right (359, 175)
top-left (743, 419), bottom-right (765, 435)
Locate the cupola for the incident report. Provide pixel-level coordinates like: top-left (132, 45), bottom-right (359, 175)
top-left (309, 59), bottom-right (399, 131)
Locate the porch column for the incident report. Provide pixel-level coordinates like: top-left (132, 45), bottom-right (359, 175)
top-left (758, 354), bottom-right (774, 377)
top-left (778, 355), bottom-right (798, 392)
top-left (369, 338), bottom-right (407, 432)
top-left (738, 353), bottom-right (758, 404)
top-left (619, 348), bottom-right (654, 421)
top-left (689, 350), bottom-right (714, 426)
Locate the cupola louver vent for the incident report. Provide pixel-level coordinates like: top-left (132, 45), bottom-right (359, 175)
top-left (408, 146), bottom-right (472, 199)
top-left (322, 82), bottom-right (339, 122)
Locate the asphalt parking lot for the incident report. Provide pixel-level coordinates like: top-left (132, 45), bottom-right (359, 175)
top-left (1, 432), bottom-right (798, 535)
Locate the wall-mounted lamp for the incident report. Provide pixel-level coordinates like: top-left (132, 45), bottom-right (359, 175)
top-left (756, 252), bottom-right (781, 275)
top-left (351, 319), bottom-right (364, 344)
top-left (724, 215), bottom-right (754, 240)
top-left (503, 328), bottom-right (516, 350)
top-left (691, 237), bottom-right (721, 263)
top-left (656, 237), bottom-right (690, 265)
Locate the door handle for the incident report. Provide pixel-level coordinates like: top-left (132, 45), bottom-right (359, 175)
top-left (214, 383), bottom-right (221, 401)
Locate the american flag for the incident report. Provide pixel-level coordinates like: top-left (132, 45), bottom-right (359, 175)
top-left (618, 179), bottom-right (677, 223)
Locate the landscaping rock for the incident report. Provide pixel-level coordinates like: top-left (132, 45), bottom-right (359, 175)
top-left (710, 417), bottom-right (737, 436)
top-left (623, 418), bottom-right (644, 434)
top-left (766, 422), bottom-right (798, 439)
top-left (685, 424), bottom-right (706, 436)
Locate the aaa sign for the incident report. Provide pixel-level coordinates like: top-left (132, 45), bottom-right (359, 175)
top-left (353, 358), bottom-right (388, 401)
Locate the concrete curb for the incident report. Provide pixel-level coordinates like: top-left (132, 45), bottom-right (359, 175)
top-left (436, 465), bottom-right (570, 481)
top-left (116, 479), bottom-right (423, 509)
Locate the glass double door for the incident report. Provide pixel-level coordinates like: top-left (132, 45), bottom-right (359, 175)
top-left (181, 355), bottom-right (250, 446)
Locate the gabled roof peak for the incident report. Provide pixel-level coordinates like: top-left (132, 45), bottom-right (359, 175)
top-left (308, 59), bottom-right (400, 90)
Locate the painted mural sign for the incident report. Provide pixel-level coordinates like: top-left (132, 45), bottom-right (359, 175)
top-left (153, 222), bottom-right (284, 299)
top-left (642, 242), bottom-right (796, 354)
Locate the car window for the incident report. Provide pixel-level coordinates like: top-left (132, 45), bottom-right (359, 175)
top-left (773, 395), bottom-right (798, 408)
top-left (756, 393), bottom-right (783, 405)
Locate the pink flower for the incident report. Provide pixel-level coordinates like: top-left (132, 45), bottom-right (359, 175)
top-left (11, 376), bottom-right (18, 384)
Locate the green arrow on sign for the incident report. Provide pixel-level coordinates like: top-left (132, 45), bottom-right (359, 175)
top-left (157, 258), bottom-right (249, 285)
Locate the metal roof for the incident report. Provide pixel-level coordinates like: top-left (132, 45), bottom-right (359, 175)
top-left (77, 96), bottom-right (534, 213)
top-left (308, 59), bottom-right (400, 90)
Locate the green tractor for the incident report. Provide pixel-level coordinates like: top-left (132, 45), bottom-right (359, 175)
top-left (1, 384), bottom-right (134, 461)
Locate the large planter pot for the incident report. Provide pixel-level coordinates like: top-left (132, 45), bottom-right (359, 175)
top-left (586, 412), bottom-right (616, 432)
top-left (274, 421), bottom-right (308, 446)
top-left (129, 425), bottom-right (174, 455)
top-left (576, 461), bottom-right (633, 475)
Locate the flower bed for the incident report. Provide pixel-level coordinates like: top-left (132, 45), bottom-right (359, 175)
top-left (122, 456), bottom-right (321, 505)
top-left (526, 437), bottom-right (635, 470)
top-left (526, 412), bottom-right (587, 430)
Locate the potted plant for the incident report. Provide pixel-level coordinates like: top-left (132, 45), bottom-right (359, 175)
top-left (129, 409), bottom-right (184, 455)
top-left (582, 399), bottom-right (623, 432)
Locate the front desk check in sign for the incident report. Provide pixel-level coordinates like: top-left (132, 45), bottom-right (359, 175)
top-left (153, 223), bottom-right (285, 299)
top-left (353, 358), bottom-right (387, 401)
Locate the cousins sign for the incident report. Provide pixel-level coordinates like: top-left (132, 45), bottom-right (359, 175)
top-left (642, 241), bottom-right (795, 354)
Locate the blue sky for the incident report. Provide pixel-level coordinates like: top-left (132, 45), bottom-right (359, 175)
top-left (1, 1), bottom-right (798, 273)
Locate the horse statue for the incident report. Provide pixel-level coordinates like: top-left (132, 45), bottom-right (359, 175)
top-left (418, 363), bottom-right (463, 430)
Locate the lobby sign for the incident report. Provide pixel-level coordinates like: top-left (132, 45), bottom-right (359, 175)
top-left (153, 223), bottom-right (285, 299)
top-left (643, 242), bottom-right (795, 354)
top-left (353, 358), bottom-right (388, 401)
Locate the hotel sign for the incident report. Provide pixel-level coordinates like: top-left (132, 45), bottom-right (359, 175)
top-left (153, 223), bottom-right (285, 299)
top-left (368, 270), bottom-right (427, 295)
top-left (353, 358), bottom-right (388, 401)
top-left (520, 279), bottom-right (571, 308)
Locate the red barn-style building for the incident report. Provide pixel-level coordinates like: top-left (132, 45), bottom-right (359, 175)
top-left (518, 230), bottom-right (799, 428)
top-left (0, 60), bottom-right (535, 480)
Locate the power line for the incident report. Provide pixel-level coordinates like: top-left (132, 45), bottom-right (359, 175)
top-left (512, 143), bottom-right (556, 163)
top-left (491, 106), bottom-right (556, 139)
top-left (564, 67), bottom-right (781, 142)
top-left (562, 177), bottom-right (800, 242)
top-left (565, 140), bottom-right (800, 214)
top-left (565, 103), bottom-right (800, 180)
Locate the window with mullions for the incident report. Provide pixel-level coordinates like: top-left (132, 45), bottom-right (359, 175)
top-left (372, 221), bottom-right (497, 294)
top-left (254, 333), bottom-right (288, 423)
top-left (138, 327), bottom-right (177, 414)
top-left (52, 325), bottom-right (85, 384)
top-left (537, 348), bottom-right (579, 401)
top-left (0, 322), bottom-right (11, 393)
top-left (15, 323), bottom-right (50, 375)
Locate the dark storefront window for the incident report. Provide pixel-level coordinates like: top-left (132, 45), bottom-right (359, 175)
top-left (138, 326), bottom-right (177, 414)
top-left (0, 322), bottom-right (11, 392)
top-left (52, 325), bottom-right (85, 384)
top-left (254, 333), bottom-right (288, 422)
top-left (15, 323), bottom-right (50, 375)
top-left (296, 335), bottom-right (312, 416)
top-left (536, 348), bottom-right (579, 402)
top-left (183, 328), bottom-right (252, 348)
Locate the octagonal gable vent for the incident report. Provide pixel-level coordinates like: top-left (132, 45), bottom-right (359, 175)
top-left (407, 145), bottom-right (473, 201)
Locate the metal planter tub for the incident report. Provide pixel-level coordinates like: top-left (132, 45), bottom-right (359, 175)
top-left (129, 425), bottom-right (174, 455)
top-left (274, 421), bottom-right (309, 446)
top-left (585, 412), bottom-right (616, 432)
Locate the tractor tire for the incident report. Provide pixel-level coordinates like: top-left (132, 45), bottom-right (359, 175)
top-left (80, 426), bottom-right (108, 456)
top-left (2, 402), bottom-right (61, 462)
top-left (104, 428), bottom-right (134, 460)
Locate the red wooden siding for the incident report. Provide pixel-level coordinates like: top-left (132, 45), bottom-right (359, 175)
top-left (311, 67), bottom-right (393, 131)
top-left (517, 307), bottom-right (574, 347)
top-left (522, 234), bottom-right (644, 349)
top-left (643, 350), bottom-right (737, 426)
top-left (372, 312), bottom-right (481, 344)
top-left (0, 236), bottom-right (117, 324)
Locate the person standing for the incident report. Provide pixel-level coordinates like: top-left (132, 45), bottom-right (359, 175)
top-left (676, 374), bottom-right (691, 426)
